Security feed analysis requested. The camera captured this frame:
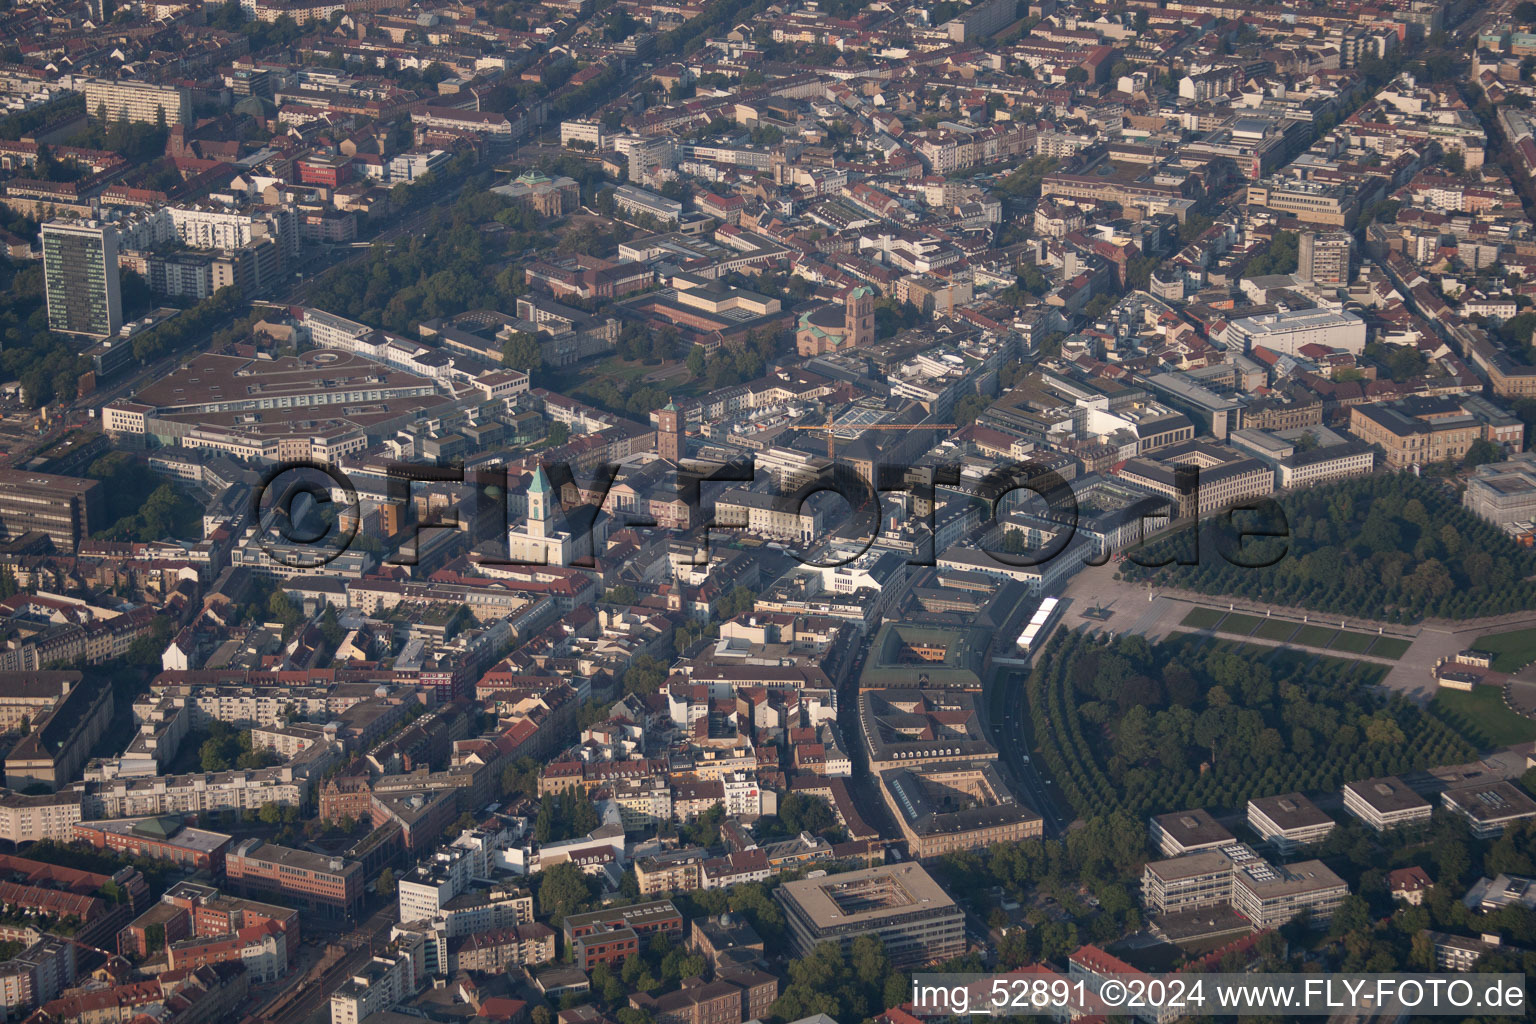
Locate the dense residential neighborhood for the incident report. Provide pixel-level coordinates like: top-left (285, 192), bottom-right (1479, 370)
top-left (0, 0), bottom-right (1534, 1021)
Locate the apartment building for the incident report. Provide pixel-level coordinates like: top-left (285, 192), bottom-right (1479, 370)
top-left (539, 759), bottom-right (670, 799)
top-left (446, 923), bottom-right (555, 973)
top-left (617, 136), bottom-right (674, 181)
top-left (149, 679), bottom-right (397, 730)
top-left (118, 249), bottom-right (211, 300)
top-left (82, 765), bottom-right (306, 819)
top-left (720, 771), bottom-right (763, 818)
top-left (1068, 946), bottom-right (1166, 1024)
top-left (0, 790), bottom-right (82, 844)
top-left (0, 673), bottom-right (83, 736)
top-left (635, 848), bottom-right (706, 896)
top-left (1246, 793), bottom-right (1335, 854)
top-left (0, 606), bottom-right (154, 675)
top-left (394, 839), bottom-right (533, 931)
top-left (5, 675), bottom-right (114, 792)
top-left (167, 920), bottom-right (287, 982)
top-left (775, 863), bottom-right (965, 967)
top-left (1298, 231), bottom-right (1353, 285)
top-left (42, 221), bottom-right (122, 338)
top-left (436, 888), bottom-right (537, 940)
top-left (700, 849), bottom-right (771, 890)
top-left (0, 938), bottom-right (75, 1014)
top-left (119, 879), bottom-right (296, 962)
top-left (115, 204), bottom-right (293, 256)
top-left (80, 78), bottom-right (191, 125)
top-left (248, 722), bottom-right (328, 761)
top-left (1426, 931), bottom-right (1508, 972)
top-left (1341, 776), bottom-right (1433, 831)
top-left (329, 952), bottom-right (416, 1024)
top-left (397, 858), bottom-right (466, 925)
top-left (609, 776), bottom-right (673, 831)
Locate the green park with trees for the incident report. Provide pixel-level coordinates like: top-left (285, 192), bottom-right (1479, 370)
top-left (1123, 475), bottom-right (1536, 621)
top-left (1009, 629), bottom-right (1536, 976)
top-left (1028, 630), bottom-right (1474, 820)
top-left (307, 186), bottom-right (548, 334)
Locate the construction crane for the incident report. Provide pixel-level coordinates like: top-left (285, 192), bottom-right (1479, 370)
top-left (787, 413), bottom-right (958, 460)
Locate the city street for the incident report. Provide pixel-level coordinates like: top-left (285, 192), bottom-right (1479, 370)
top-left (983, 606), bottom-right (1074, 838)
top-left (990, 664), bottom-right (1073, 837)
top-left (254, 901), bottom-right (397, 1024)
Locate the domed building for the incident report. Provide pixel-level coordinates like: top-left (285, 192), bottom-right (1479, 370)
top-left (796, 285), bottom-right (875, 356)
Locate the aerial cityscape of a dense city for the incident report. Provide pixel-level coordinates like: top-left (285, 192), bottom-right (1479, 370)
top-left (2, 0), bottom-right (1536, 1019)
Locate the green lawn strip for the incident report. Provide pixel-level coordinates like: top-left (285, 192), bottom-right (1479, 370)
top-left (1254, 618), bottom-right (1298, 642)
top-left (1218, 612), bottom-right (1263, 636)
top-left (1291, 624), bottom-right (1339, 649)
top-left (1430, 686), bottom-right (1536, 747)
top-left (1366, 636), bottom-right (1413, 660)
top-left (1328, 630), bottom-right (1376, 654)
top-left (1180, 607), bottom-right (1225, 630)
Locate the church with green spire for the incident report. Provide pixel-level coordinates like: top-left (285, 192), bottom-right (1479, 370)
top-left (506, 464), bottom-right (577, 565)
